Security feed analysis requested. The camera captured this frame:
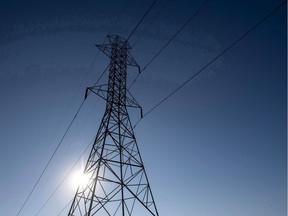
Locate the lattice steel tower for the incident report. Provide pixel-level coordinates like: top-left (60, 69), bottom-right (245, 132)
top-left (68, 35), bottom-right (159, 216)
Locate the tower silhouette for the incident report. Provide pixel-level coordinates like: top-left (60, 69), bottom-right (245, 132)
top-left (68, 35), bottom-right (159, 216)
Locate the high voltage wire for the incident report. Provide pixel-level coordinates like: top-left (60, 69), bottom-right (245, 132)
top-left (33, 87), bottom-right (103, 215)
top-left (34, 137), bottom-right (94, 216)
top-left (17, 65), bottom-right (106, 214)
top-left (133, 0), bottom-right (287, 129)
top-left (15, 98), bottom-right (86, 216)
top-left (131, 0), bottom-right (169, 49)
top-left (56, 200), bottom-right (73, 216)
top-left (128, 0), bottom-right (210, 90)
top-left (15, 1), bottom-right (158, 215)
top-left (126, 0), bottom-right (157, 41)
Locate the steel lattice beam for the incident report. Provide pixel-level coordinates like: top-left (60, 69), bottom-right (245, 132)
top-left (68, 35), bottom-right (159, 216)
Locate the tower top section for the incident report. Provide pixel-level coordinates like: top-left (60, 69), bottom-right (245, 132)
top-left (96, 35), bottom-right (140, 69)
top-left (86, 35), bottom-right (142, 113)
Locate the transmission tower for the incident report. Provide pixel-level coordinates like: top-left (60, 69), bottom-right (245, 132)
top-left (68, 35), bottom-right (159, 216)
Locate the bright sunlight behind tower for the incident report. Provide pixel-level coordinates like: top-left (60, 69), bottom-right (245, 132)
top-left (70, 170), bottom-right (90, 190)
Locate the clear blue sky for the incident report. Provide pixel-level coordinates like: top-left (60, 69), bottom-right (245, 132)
top-left (0, 0), bottom-right (286, 215)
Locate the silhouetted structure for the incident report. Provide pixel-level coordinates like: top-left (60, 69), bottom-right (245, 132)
top-left (68, 35), bottom-right (159, 216)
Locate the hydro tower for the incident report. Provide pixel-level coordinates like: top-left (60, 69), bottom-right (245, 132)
top-left (68, 35), bottom-right (159, 216)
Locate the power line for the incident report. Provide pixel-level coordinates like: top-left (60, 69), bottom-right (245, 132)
top-left (93, 64), bottom-right (109, 87)
top-left (129, 0), bottom-right (210, 89)
top-left (56, 199), bottom-right (73, 216)
top-left (17, 64), bottom-right (108, 215)
top-left (133, 0), bottom-right (287, 128)
top-left (131, 0), bottom-right (169, 48)
top-left (34, 137), bottom-right (95, 216)
top-left (34, 88), bottom-right (102, 215)
top-left (126, 0), bottom-right (157, 41)
top-left (16, 98), bottom-right (86, 216)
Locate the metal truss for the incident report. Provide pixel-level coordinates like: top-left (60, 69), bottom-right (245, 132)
top-left (68, 35), bottom-right (159, 216)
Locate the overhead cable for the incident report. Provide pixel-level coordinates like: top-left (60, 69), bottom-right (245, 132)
top-left (133, 0), bottom-right (287, 128)
top-left (129, 0), bottom-right (210, 89)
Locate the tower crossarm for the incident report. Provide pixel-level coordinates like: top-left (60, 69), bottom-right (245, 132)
top-left (85, 84), bottom-right (108, 100)
top-left (86, 85), bottom-right (143, 118)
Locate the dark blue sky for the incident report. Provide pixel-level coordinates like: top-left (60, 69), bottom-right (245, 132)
top-left (0, 0), bottom-right (286, 216)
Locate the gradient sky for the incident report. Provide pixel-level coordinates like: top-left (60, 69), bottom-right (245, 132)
top-left (0, 0), bottom-right (286, 216)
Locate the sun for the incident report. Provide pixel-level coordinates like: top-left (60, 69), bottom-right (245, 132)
top-left (70, 170), bottom-right (90, 189)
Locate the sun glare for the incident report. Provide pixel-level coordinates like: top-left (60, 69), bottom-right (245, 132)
top-left (70, 170), bottom-right (90, 189)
